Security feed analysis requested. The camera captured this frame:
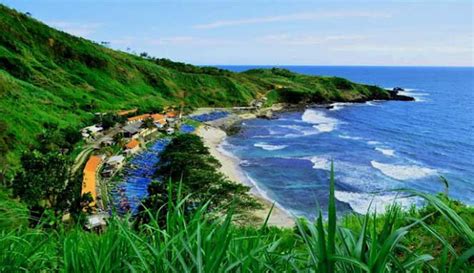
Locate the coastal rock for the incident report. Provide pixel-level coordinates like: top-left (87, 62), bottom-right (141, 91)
top-left (388, 90), bottom-right (415, 101)
top-left (257, 110), bottom-right (274, 119)
top-left (393, 87), bottom-right (405, 92)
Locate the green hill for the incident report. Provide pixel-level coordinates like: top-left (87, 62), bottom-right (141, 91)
top-left (0, 4), bottom-right (391, 167)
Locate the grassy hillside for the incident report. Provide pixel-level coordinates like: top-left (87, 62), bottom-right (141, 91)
top-left (1, 172), bottom-right (472, 272)
top-left (0, 4), bottom-right (390, 168)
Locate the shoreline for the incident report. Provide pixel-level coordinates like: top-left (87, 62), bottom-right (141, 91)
top-left (195, 121), bottom-right (295, 228)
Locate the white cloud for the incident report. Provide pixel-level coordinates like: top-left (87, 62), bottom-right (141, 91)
top-left (47, 21), bottom-right (102, 38)
top-left (193, 11), bottom-right (391, 29)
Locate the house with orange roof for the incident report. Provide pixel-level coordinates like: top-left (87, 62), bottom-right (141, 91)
top-left (165, 111), bottom-right (179, 127)
top-left (151, 113), bottom-right (167, 128)
top-left (165, 111), bottom-right (177, 119)
top-left (82, 155), bottom-right (103, 209)
top-left (125, 139), bottom-right (140, 154)
top-left (127, 114), bottom-right (151, 124)
top-left (117, 108), bottom-right (138, 116)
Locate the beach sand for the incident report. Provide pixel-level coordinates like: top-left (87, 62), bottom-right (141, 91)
top-left (196, 124), bottom-right (295, 228)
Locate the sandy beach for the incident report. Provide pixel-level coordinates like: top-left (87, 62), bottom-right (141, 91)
top-left (196, 121), bottom-right (295, 228)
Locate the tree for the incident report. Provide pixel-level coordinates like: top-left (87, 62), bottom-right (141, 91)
top-left (100, 113), bottom-right (117, 130)
top-left (137, 134), bottom-right (260, 225)
top-left (36, 123), bottom-right (81, 154)
top-left (141, 117), bottom-right (155, 129)
top-left (12, 150), bottom-right (74, 212)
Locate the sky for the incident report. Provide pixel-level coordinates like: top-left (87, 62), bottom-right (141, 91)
top-left (2, 0), bottom-right (473, 66)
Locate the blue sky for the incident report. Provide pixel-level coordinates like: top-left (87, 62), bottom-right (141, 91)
top-left (3, 0), bottom-right (473, 66)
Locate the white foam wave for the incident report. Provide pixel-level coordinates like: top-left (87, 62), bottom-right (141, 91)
top-left (375, 147), bottom-right (395, 157)
top-left (244, 173), bottom-right (294, 215)
top-left (385, 87), bottom-right (429, 102)
top-left (240, 160), bottom-right (251, 167)
top-left (339, 134), bottom-right (363, 140)
top-left (329, 102), bottom-right (352, 111)
top-left (217, 140), bottom-right (241, 160)
top-left (335, 191), bottom-right (416, 214)
top-left (313, 124), bottom-right (335, 133)
top-left (308, 156), bottom-right (331, 170)
top-left (277, 125), bottom-right (320, 138)
top-left (371, 161), bottom-right (437, 180)
top-left (367, 140), bottom-right (381, 145)
top-left (302, 109), bottom-right (339, 133)
top-left (254, 142), bottom-right (287, 151)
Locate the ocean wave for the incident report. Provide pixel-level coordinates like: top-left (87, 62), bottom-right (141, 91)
top-left (329, 102), bottom-right (352, 111)
top-left (371, 160), bottom-right (437, 180)
top-left (244, 173), bottom-right (294, 215)
top-left (375, 147), bottom-right (395, 156)
top-left (335, 190), bottom-right (416, 214)
top-left (338, 134), bottom-right (363, 140)
top-left (270, 125), bottom-right (321, 138)
top-left (254, 142), bottom-right (287, 151)
top-left (240, 159), bottom-right (251, 167)
top-left (217, 140), bottom-right (241, 160)
top-left (388, 87), bottom-right (429, 102)
top-left (302, 109), bottom-right (339, 133)
top-left (307, 156), bottom-right (331, 170)
top-left (367, 140), bottom-right (381, 145)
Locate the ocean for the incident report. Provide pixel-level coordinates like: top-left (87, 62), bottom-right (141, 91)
top-left (218, 66), bottom-right (474, 219)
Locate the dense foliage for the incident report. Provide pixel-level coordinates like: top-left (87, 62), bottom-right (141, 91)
top-left (136, 134), bottom-right (260, 225)
top-left (0, 4), bottom-right (390, 168)
top-left (9, 122), bottom-right (84, 224)
top-left (0, 167), bottom-right (472, 272)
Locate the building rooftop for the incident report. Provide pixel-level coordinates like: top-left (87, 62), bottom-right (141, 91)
top-left (107, 155), bottom-right (125, 164)
top-left (127, 114), bottom-right (151, 122)
top-left (123, 122), bottom-right (142, 134)
top-left (117, 108), bottom-right (138, 116)
top-left (82, 155), bottom-right (103, 204)
top-left (125, 139), bottom-right (139, 149)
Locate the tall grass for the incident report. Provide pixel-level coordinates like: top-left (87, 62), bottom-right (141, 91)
top-left (0, 167), bottom-right (472, 272)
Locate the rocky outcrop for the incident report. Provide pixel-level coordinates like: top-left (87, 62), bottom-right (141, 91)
top-left (392, 87), bottom-right (405, 92)
top-left (388, 89), bottom-right (415, 101)
top-left (256, 110), bottom-right (274, 119)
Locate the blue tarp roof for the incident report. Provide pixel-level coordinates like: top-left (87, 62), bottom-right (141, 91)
top-left (189, 111), bottom-right (228, 122)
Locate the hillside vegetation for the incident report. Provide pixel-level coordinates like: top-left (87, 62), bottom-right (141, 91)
top-left (1, 168), bottom-right (472, 272)
top-left (0, 4), bottom-right (391, 168)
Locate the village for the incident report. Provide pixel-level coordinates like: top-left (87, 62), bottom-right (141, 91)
top-left (78, 108), bottom-right (183, 228)
top-left (77, 97), bottom-right (271, 229)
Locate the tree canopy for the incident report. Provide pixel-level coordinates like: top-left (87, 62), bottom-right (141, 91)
top-left (137, 134), bottom-right (260, 226)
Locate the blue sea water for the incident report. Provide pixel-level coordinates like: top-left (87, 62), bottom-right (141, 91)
top-left (218, 66), bottom-right (474, 218)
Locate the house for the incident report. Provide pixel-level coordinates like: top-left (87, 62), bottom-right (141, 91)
top-left (81, 125), bottom-right (104, 139)
top-left (165, 111), bottom-right (178, 121)
top-left (122, 122), bottom-right (142, 138)
top-left (125, 139), bottom-right (140, 154)
top-left (150, 113), bottom-right (167, 128)
top-left (117, 108), bottom-right (138, 117)
top-left (99, 135), bottom-right (114, 147)
top-left (139, 127), bottom-right (157, 139)
top-left (154, 118), bottom-right (166, 129)
top-left (127, 114), bottom-right (151, 124)
top-left (82, 155), bottom-right (103, 208)
top-left (166, 128), bottom-right (175, 135)
top-left (102, 155), bottom-right (125, 177)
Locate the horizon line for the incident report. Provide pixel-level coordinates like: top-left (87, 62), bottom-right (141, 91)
top-left (197, 64), bottom-right (474, 68)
